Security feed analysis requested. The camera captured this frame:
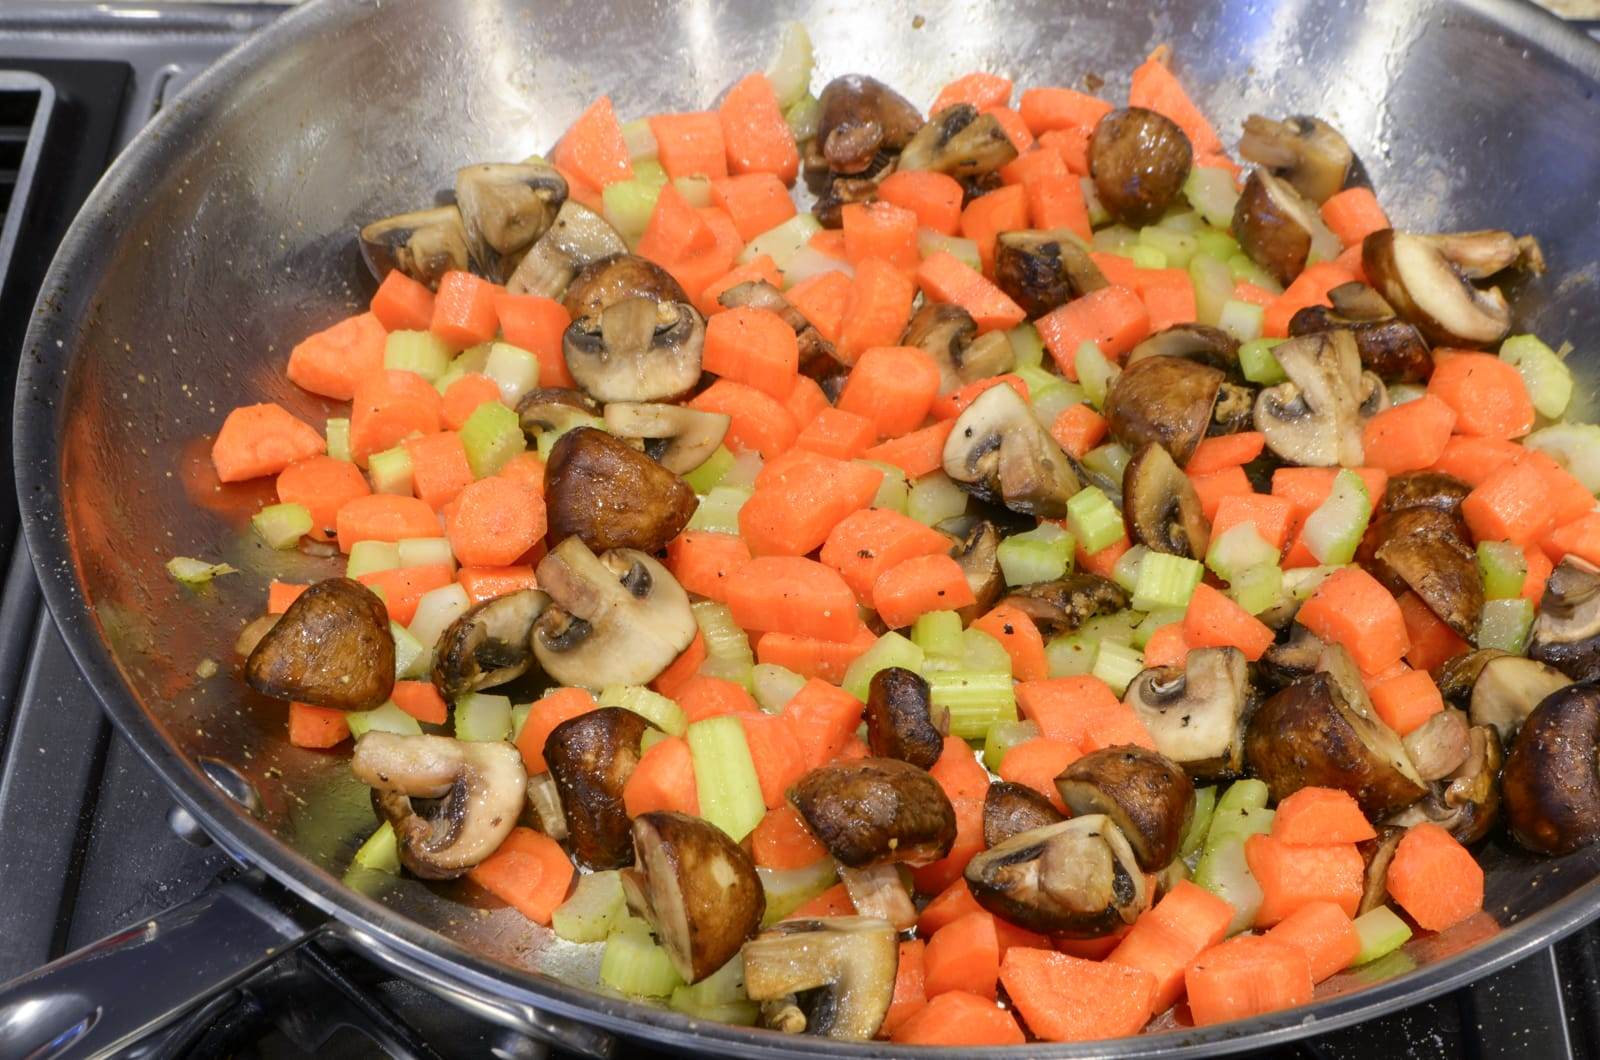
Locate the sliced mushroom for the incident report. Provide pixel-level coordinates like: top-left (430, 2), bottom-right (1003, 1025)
top-left (1126, 324), bottom-right (1240, 373)
top-left (544, 427), bottom-right (696, 553)
top-left (532, 538), bottom-right (696, 689)
top-left (1402, 707), bottom-right (1472, 782)
top-left (602, 401), bottom-right (731, 475)
top-left (1259, 625), bottom-right (1328, 691)
top-left (1124, 647), bottom-right (1250, 779)
top-left (963, 816), bottom-right (1147, 936)
top-left (1362, 230), bottom-right (1512, 348)
top-left (454, 162), bottom-right (568, 281)
top-left (516, 387), bottom-right (602, 440)
top-left (525, 771), bottom-right (568, 840)
top-left (952, 520), bottom-right (1005, 623)
top-left (864, 667), bottom-right (946, 769)
top-left (1104, 355), bottom-right (1225, 467)
top-left (1502, 684), bottom-right (1600, 855)
top-left (563, 296), bottom-right (705, 404)
top-left (358, 205), bottom-right (472, 289)
top-left (1376, 470), bottom-right (1471, 517)
top-left (1368, 507), bottom-right (1482, 639)
top-left (621, 811), bottom-right (766, 982)
top-left (1468, 655), bottom-right (1573, 742)
top-left (836, 864), bottom-right (918, 930)
top-left (811, 169), bottom-right (892, 230)
top-left (1002, 573), bottom-right (1129, 637)
top-left (542, 706), bottom-right (649, 869)
top-left (983, 781), bottom-right (1066, 847)
top-left (1388, 723), bottom-right (1504, 846)
top-left (1237, 114), bottom-right (1362, 205)
top-left (1529, 557), bottom-right (1600, 683)
top-left (1232, 169), bottom-right (1339, 286)
top-left (432, 588), bottom-right (550, 698)
top-left (1056, 746), bottom-right (1195, 870)
top-left (352, 732), bottom-right (526, 879)
top-left (1122, 442), bottom-right (1211, 558)
top-left (1437, 648), bottom-right (1511, 710)
top-left (245, 577), bottom-right (395, 710)
top-left (1418, 230), bottom-right (1545, 279)
top-left (1357, 827), bottom-right (1403, 915)
top-left (1253, 330), bottom-right (1367, 467)
top-left (899, 302), bottom-right (1014, 393)
top-left (506, 200), bottom-right (628, 299)
top-left (1088, 107), bottom-right (1193, 226)
top-left (993, 230), bottom-right (1108, 318)
top-left (742, 917), bottom-right (899, 1040)
top-left (1288, 287), bottom-right (1433, 384)
top-left (898, 104), bottom-right (1018, 177)
top-left (717, 280), bottom-right (840, 377)
top-left (789, 758), bottom-right (955, 868)
top-left (942, 381), bottom-right (1082, 517)
top-left (815, 75), bottom-right (924, 175)
top-left (562, 253), bottom-right (688, 320)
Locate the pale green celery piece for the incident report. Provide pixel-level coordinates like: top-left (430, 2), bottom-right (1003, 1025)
top-left (1283, 565), bottom-right (1341, 601)
top-left (1013, 363), bottom-right (1065, 398)
top-left (1111, 544), bottom-right (1149, 594)
top-left (907, 471), bottom-right (968, 527)
top-left (1478, 597), bottom-right (1535, 654)
top-left (510, 703), bottom-right (532, 741)
top-left (1031, 387), bottom-right (1091, 434)
top-left (251, 503), bottom-right (312, 549)
top-left (1217, 298), bottom-right (1265, 343)
top-left (1238, 337), bottom-right (1288, 385)
top-left (552, 870), bottom-right (626, 943)
top-left (433, 364), bottom-right (464, 396)
top-left (1500, 333), bottom-right (1574, 419)
top-left (1066, 485), bottom-right (1123, 554)
top-left (484, 341), bottom-right (541, 406)
top-left (633, 159), bottom-right (669, 188)
top-left (1194, 228), bottom-right (1241, 261)
top-left (397, 536), bottom-right (455, 570)
top-left (619, 118), bottom-right (658, 162)
top-left (911, 610), bottom-right (964, 662)
top-left (1228, 564), bottom-right (1285, 616)
top-left (348, 702), bottom-right (423, 738)
top-left (843, 631), bottom-right (924, 700)
top-left (600, 917), bottom-right (684, 998)
top-left (998, 523), bottom-right (1076, 586)
top-left (695, 601), bottom-right (754, 665)
top-left (459, 399), bottom-right (525, 478)
top-left (1139, 225), bottom-right (1197, 268)
top-left (1008, 323), bottom-right (1046, 369)
top-left (1093, 639), bottom-right (1145, 695)
top-left (325, 417), bottom-right (352, 462)
top-left (672, 176), bottom-right (714, 209)
top-left (1157, 209), bottom-right (1204, 234)
top-left (740, 213), bottom-right (823, 270)
top-left (1523, 424), bottom-right (1600, 494)
top-left (1091, 224), bottom-right (1138, 255)
top-left (759, 859), bottom-right (838, 925)
top-left (1212, 778), bottom-right (1270, 820)
top-left (1478, 541), bottom-right (1529, 600)
top-left (536, 414), bottom-right (606, 460)
top-left (1080, 609), bottom-right (1143, 647)
top-left (862, 460), bottom-right (909, 513)
top-left (367, 445), bottom-right (415, 496)
top-left (982, 718), bottom-right (1041, 773)
top-left (1132, 607), bottom-right (1186, 649)
top-left (1351, 947), bottom-right (1417, 984)
top-left (684, 445), bottom-right (736, 493)
top-left (1227, 253), bottom-right (1282, 294)
top-left (1192, 804), bottom-right (1274, 935)
top-left (1046, 633), bottom-right (1097, 677)
top-left (406, 582), bottom-right (471, 649)
top-left (720, 450), bottom-right (765, 491)
top-left (1352, 905), bottom-right (1414, 965)
top-left (1183, 167), bottom-right (1240, 228)
top-left (687, 715), bottom-right (766, 841)
top-left (1082, 442), bottom-right (1132, 485)
top-left (1206, 522), bottom-right (1278, 580)
top-left (670, 956), bottom-right (757, 1023)
top-left (391, 622), bottom-right (430, 679)
top-left (752, 663), bottom-right (806, 713)
top-left (927, 672), bottom-right (1017, 738)
top-left (347, 540), bottom-right (401, 579)
top-left (455, 692), bottom-right (513, 741)
top-left (1081, 177), bottom-right (1111, 227)
top-left (1178, 786), bottom-right (1219, 860)
top-left (782, 245), bottom-right (854, 287)
top-left (599, 684), bottom-right (687, 736)
top-left (352, 821), bottom-right (400, 874)
top-left (687, 486), bottom-right (750, 533)
top-left (765, 20), bottom-right (814, 108)
top-left (784, 94), bottom-right (822, 143)
top-left (1387, 383), bottom-right (1427, 406)
top-left (1075, 342), bottom-right (1119, 409)
top-left (1301, 470), bottom-right (1371, 566)
top-left (383, 329), bottom-right (452, 381)
top-left (601, 179), bottom-right (662, 244)
top-left (1129, 245), bottom-right (1168, 270)
top-left (961, 628), bottom-right (1013, 675)
top-left (638, 727), bottom-right (670, 755)
top-left (1189, 253), bottom-right (1234, 327)
top-left (452, 344), bottom-right (492, 376)
top-left (916, 229), bottom-right (982, 273)
top-left (1131, 553), bottom-right (1204, 611)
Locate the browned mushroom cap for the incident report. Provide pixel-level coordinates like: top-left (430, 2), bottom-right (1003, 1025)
top-left (543, 427), bottom-right (696, 553)
top-left (963, 816), bottom-right (1147, 936)
top-left (864, 667), bottom-right (947, 769)
top-left (898, 104), bottom-right (1018, 177)
top-left (984, 781), bottom-right (1066, 847)
top-left (1468, 655), bottom-right (1572, 742)
top-left (942, 381), bottom-right (1083, 517)
top-left (1529, 557), bottom-right (1600, 683)
top-left (516, 387), bottom-right (602, 440)
top-left (543, 706), bottom-right (649, 869)
top-left (1123, 442), bottom-right (1211, 559)
top-left (358, 205), bottom-right (471, 289)
top-left (1377, 470), bottom-right (1471, 517)
top-left (815, 75), bottom-right (924, 174)
top-left (1385, 723), bottom-right (1502, 846)
top-left (1253, 330), bottom-right (1369, 467)
top-left (1366, 507), bottom-right (1481, 639)
top-left (454, 162), bottom-right (568, 282)
top-left (1357, 827), bottom-right (1404, 915)
top-left (1088, 107), bottom-right (1193, 226)
top-left (1401, 707), bottom-right (1472, 782)
top-left (602, 401), bottom-right (731, 476)
top-left (506, 200), bottom-right (628, 299)
top-left (717, 280), bottom-right (841, 377)
top-left (1002, 573), bottom-right (1129, 637)
top-left (1288, 284), bottom-right (1433, 384)
top-left (1238, 114), bottom-right (1361, 206)
top-left (1056, 746), bottom-right (1195, 870)
top-left (1502, 684), bottom-right (1600, 855)
top-left (1418, 230), bottom-right (1545, 279)
top-left (741, 917), bottom-right (900, 1040)
top-left (1126, 324), bottom-right (1240, 373)
top-left (789, 758), bottom-right (955, 868)
top-left (1104, 355), bottom-right (1225, 467)
top-left (621, 811), bottom-right (766, 983)
top-left (1232, 170), bottom-right (1339, 286)
top-left (952, 520), bottom-right (1004, 623)
top-left (352, 732), bottom-right (527, 879)
top-left (1124, 647), bottom-right (1251, 779)
top-left (901, 303), bottom-right (1015, 393)
top-left (432, 588), bottom-right (550, 698)
top-left (561, 253), bottom-right (688, 320)
top-left (1362, 230), bottom-right (1512, 349)
top-left (562, 297), bottom-right (705, 404)
top-left (245, 577), bottom-right (394, 710)
top-left (993, 230), bottom-right (1108, 318)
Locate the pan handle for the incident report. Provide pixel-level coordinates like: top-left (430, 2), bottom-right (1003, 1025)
top-left (0, 872), bottom-right (320, 1059)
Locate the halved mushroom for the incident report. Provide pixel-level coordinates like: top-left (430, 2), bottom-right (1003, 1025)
top-left (1402, 707), bottom-right (1472, 782)
top-left (1056, 746), bottom-right (1195, 870)
top-left (1211, 381), bottom-right (1259, 436)
top-left (1122, 442), bottom-right (1211, 558)
top-left (532, 538), bottom-right (696, 689)
top-left (561, 253), bottom-right (688, 320)
top-left (864, 667), bottom-right (946, 769)
top-left (358, 205), bottom-right (472, 289)
top-left (1126, 324), bottom-right (1240, 373)
top-left (1258, 625), bottom-right (1327, 691)
top-left (1238, 114), bottom-right (1362, 205)
top-left (352, 732), bottom-right (526, 879)
top-left (517, 387), bottom-right (601, 440)
top-left (621, 811), bottom-right (766, 982)
top-left (898, 104), bottom-right (1018, 177)
top-left (1357, 827), bottom-right (1403, 915)
top-left (543, 427), bottom-right (696, 553)
top-left (1436, 648), bottom-right (1511, 710)
top-left (1502, 684), bottom-right (1600, 855)
top-left (900, 302), bottom-right (1015, 393)
top-left (1124, 647), bottom-right (1251, 779)
top-left (245, 577), bottom-right (395, 710)
top-left (1418, 230), bottom-right (1545, 279)
top-left (506, 200), bottom-right (628, 299)
top-left (789, 758), bottom-right (956, 868)
top-left (1253, 330), bottom-right (1367, 467)
top-left (1529, 557), bottom-right (1600, 683)
top-left (1375, 470), bottom-right (1471, 517)
top-left (717, 280), bottom-right (840, 376)
top-left (1367, 507), bottom-right (1481, 639)
top-left (963, 816), bottom-right (1147, 936)
top-left (984, 781), bottom-right (1066, 848)
top-left (1002, 573), bottom-right (1129, 637)
top-left (1468, 655), bottom-right (1573, 742)
top-left (742, 917), bottom-right (899, 1040)
top-left (1388, 723), bottom-right (1503, 846)
top-left (1288, 284), bottom-right (1433, 383)
top-left (942, 381), bottom-right (1082, 517)
top-left (836, 865), bottom-right (918, 930)
top-left (542, 706), bottom-right (649, 869)
top-left (1362, 230), bottom-right (1513, 348)
top-left (432, 588), bottom-right (550, 698)
top-left (525, 772), bottom-right (568, 840)
top-left (1104, 355), bottom-right (1225, 467)
top-left (814, 75), bottom-right (924, 175)
top-left (952, 520), bottom-right (1005, 622)
top-left (454, 162), bottom-right (568, 281)
top-left (602, 401), bottom-right (731, 475)
top-left (993, 230), bottom-right (1108, 318)
top-left (1089, 107), bottom-right (1193, 226)
top-left (1231, 169), bottom-right (1340, 286)
top-left (562, 296), bottom-right (705, 403)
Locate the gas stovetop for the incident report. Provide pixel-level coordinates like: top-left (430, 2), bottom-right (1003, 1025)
top-left (0, 4), bottom-right (1598, 1058)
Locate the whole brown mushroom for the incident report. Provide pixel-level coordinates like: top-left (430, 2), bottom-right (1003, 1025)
top-left (542, 707), bottom-right (649, 869)
top-left (1055, 746), bottom-right (1195, 870)
top-left (864, 667), bottom-right (946, 769)
top-left (983, 781), bottom-right (1065, 847)
top-left (789, 758), bottom-right (955, 868)
top-left (562, 253), bottom-right (688, 319)
top-left (543, 427), bottom-right (696, 553)
top-left (1502, 683), bottom-right (1600, 855)
top-left (993, 230), bottom-right (1107, 318)
top-left (1103, 355), bottom-right (1225, 466)
top-left (245, 577), bottom-right (394, 710)
top-left (1122, 442), bottom-right (1211, 559)
top-left (1089, 107), bottom-right (1193, 226)
top-left (964, 816), bottom-right (1147, 935)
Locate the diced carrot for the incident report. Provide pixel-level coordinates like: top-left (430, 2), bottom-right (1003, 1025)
top-left (1271, 466), bottom-right (1390, 520)
top-left (702, 305), bottom-right (799, 398)
top-left (491, 293), bottom-right (574, 387)
top-left (698, 255), bottom-right (783, 317)
top-left (1107, 880), bottom-right (1234, 1013)
top-left (1128, 49), bottom-right (1222, 154)
top-left (710, 172), bottom-right (796, 242)
top-left (1272, 788), bottom-right (1377, 845)
top-left (1394, 591), bottom-right (1469, 674)
top-left (675, 675), bottom-right (761, 724)
top-left (382, 681), bottom-right (447, 726)
top-left (999, 738), bottom-right (1079, 813)
top-left (972, 602), bottom-right (1050, 682)
top-left (1015, 676), bottom-right (1157, 752)
top-left (211, 403), bottom-right (326, 483)
top-left (837, 345), bottom-right (942, 438)
top-left (890, 989), bottom-right (1025, 1047)
top-left (1296, 566), bottom-right (1410, 674)
top-left (467, 827), bottom-right (575, 926)
top-left (288, 702), bottom-right (350, 748)
top-left (357, 563), bottom-right (453, 625)
top-left (1184, 583), bottom-right (1275, 661)
top-left (793, 407), bottom-right (878, 461)
top-left (1462, 456), bottom-right (1557, 545)
top-left (999, 145), bottom-right (1067, 188)
top-left (275, 454), bottom-right (371, 542)
top-left (552, 96), bottom-right (632, 189)
top-left (1429, 434), bottom-right (1522, 487)
top-left (932, 71), bottom-right (1012, 113)
top-left (984, 105), bottom-right (1034, 153)
top-left (335, 494), bottom-right (439, 553)
top-left (878, 169), bottom-right (965, 235)
top-left (925, 910), bottom-right (1001, 999)
top-left (861, 420), bottom-right (957, 479)
top-left (445, 476), bottom-right (545, 566)
top-left (1359, 394), bottom-right (1457, 475)
top-left (1142, 624), bottom-right (1193, 669)
top-left (927, 735), bottom-right (992, 804)
top-left (841, 201), bottom-right (919, 271)
top-left (1002, 947), bottom-right (1157, 1043)
top-left (1245, 834), bottom-right (1363, 925)
top-left (1038, 126), bottom-right (1093, 175)
top-left (286, 312), bottom-right (388, 401)
top-left (638, 183), bottom-right (714, 264)
top-left (370, 272), bottom-right (434, 332)
top-left (648, 111), bottom-right (727, 180)
top-left (1189, 466), bottom-right (1255, 522)
top-left (401, 431), bottom-right (472, 510)
top-left (873, 554), bottom-right (976, 629)
top-left (1544, 512), bottom-right (1600, 568)
top-left (1262, 262), bottom-right (1358, 338)
top-left (1048, 403), bottom-right (1107, 459)
top-left (1027, 90), bottom-right (1115, 142)
top-left (665, 531), bottom-right (749, 604)
top-left (552, 162), bottom-right (602, 211)
top-left (837, 259), bottom-right (917, 364)
top-left (1140, 273), bottom-right (1197, 332)
top-left (623, 735), bottom-right (701, 818)
top-left (881, 940), bottom-right (928, 1039)
top-left (1037, 285), bottom-right (1152, 376)
top-left (959, 184), bottom-right (1029, 274)
top-left (451, 567), bottom-right (535, 609)
top-left (911, 796), bottom-right (985, 894)
top-left (1320, 187), bottom-right (1389, 248)
top-left (1210, 493), bottom-right (1293, 552)
top-left (1267, 901), bottom-right (1362, 983)
top-left (349, 369), bottom-right (444, 467)
top-left (789, 882), bottom-right (856, 920)
top-left (755, 627), bottom-right (876, 684)
top-left (1524, 542), bottom-right (1556, 603)
top-left (783, 678), bottom-right (865, 768)
top-left (687, 379), bottom-right (798, 458)
top-left (919, 878), bottom-right (986, 936)
top-left (741, 452), bottom-right (883, 557)
top-left (1387, 822), bottom-right (1484, 931)
top-left (1368, 668), bottom-right (1445, 736)
top-left (751, 802), bottom-right (829, 869)
top-left (1518, 450), bottom-right (1594, 527)
top-left (439, 374), bottom-right (503, 433)
top-left (775, 378), bottom-right (826, 437)
top-left (1428, 351), bottom-right (1535, 440)
top-left (1333, 241), bottom-right (1367, 283)
top-left (1187, 433), bottom-right (1266, 476)
top-left (430, 271), bottom-right (500, 350)
top-left (726, 556), bottom-right (863, 643)
top-left (931, 375), bottom-right (1029, 421)
top-left (1077, 535), bottom-right (1132, 578)
top-left (1024, 172), bottom-right (1092, 241)
top-left (267, 581), bottom-right (307, 614)
top-left (1184, 934), bottom-right (1314, 1027)
top-left (649, 632), bottom-right (706, 702)
top-left (718, 73), bottom-right (798, 183)
top-left (656, 211), bottom-right (739, 305)
top-left (1087, 252), bottom-right (1138, 289)
top-left (785, 269), bottom-right (853, 345)
top-left (515, 687), bottom-right (597, 773)
top-left (916, 251), bottom-right (1027, 333)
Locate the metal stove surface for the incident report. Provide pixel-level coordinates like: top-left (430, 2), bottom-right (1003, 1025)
top-left (0, 4), bottom-right (1595, 1058)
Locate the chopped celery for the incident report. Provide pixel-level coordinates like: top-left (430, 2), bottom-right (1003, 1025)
top-left (325, 417), bottom-right (352, 462)
top-left (1075, 342), bottom-right (1120, 409)
top-left (552, 869), bottom-right (626, 943)
top-left (1159, 210), bottom-right (1204, 234)
top-left (843, 631), bottom-right (924, 700)
top-left (452, 344), bottom-right (491, 376)
top-left (1193, 803), bottom-right (1274, 935)
top-left (1106, 543), bottom-right (1146, 592)
top-left (781, 245), bottom-right (852, 286)
top-left (961, 628), bottom-right (1013, 675)
top-left (397, 537), bottom-right (455, 570)
top-left (459, 400), bottom-right (524, 478)
top-left (392, 621), bottom-right (430, 679)
top-left (1178, 786), bottom-right (1219, 859)
top-left (600, 917), bottom-right (684, 998)
top-left (1046, 633), bottom-right (1097, 677)
top-left (1478, 597), bottom-right (1535, 654)
top-left (1092, 225), bottom-right (1139, 256)
top-left (352, 821), bottom-right (400, 874)
top-left (407, 582), bottom-right (471, 648)
top-left (1132, 606), bottom-right (1185, 649)
top-left (633, 159), bottom-right (669, 188)
top-left (1129, 245), bottom-right (1167, 270)
top-left (862, 459), bottom-right (909, 513)
top-left (167, 556), bottom-right (237, 587)
top-left (687, 714), bottom-right (766, 841)
top-left (1284, 564), bottom-right (1342, 602)
top-left (1093, 639), bottom-right (1145, 695)
top-left (1523, 424), bottom-right (1600, 493)
top-left (716, 451), bottom-right (761, 492)
top-left (1081, 610), bottom-right (1142, 646)
top-left (1030, 385), bottom-right (1089, 433)
top-left (252, 502), bottom-right (312, 549)
top-left (752, 663), bottom-right (806, 713)
top-left (672, 175), bottom-right (714, 208)
top-left (1189, 252), bottom-right (1234, 326)
top-left (998, 522), bottom-right (1075, 585)
top-left (1352, 905), bottom-right (1413, 965)
top-left (687, 485), bottom-right (750, 533)
top-left (683, 444), bottom-right (736, 493)
top-left (1082, 442), bottom-right (1132, 485)
top-left (510, 702), bottom-right (531, 740)
top-left (368, 445), bottom-right (414, 496)
top-left (1206, 522), bottom-right (1278, 580)
top-left (1351, 947), bottom-right (1417, 984)
top-left (1228, 564), bottom-right (1285, 616)
top-left (1183, 167), bottom-right (1240, 228)
top-left (1387, 383), bottom-right (1427, 406)
top-left (599, 684), bottom-right (686, 736)
top-left (1131, 553), bottom-right (1204, 612)
top-left (759, 858), bottom-right (838, 924)
top-left (1013, 362), bottom-right (1065, 400)
top-left (348, 701), bottom-right (423, 738)
top-left (1227, 253), bottom-right (1282, 294)
top-left (1212, 777), bottom-right (1270, 819)
top-left (1501, 334), bottom-right (1573, 419)
top-left (601, 178), bottom-right (662, 245)
top-left (1238, 337), bottom-right (1288, 384)
top-left (1478, 541), bottom-right (1528, 600)
top-left (619, 118), bottom-right (658, 162)
top-left (740, 213), bottom-right (823, 271)
top-left (1081, 176), bottom-right (1111, 227)
top-left (1008, 323), bottom-right (1046, 369)
top-left (347, 540), bottom-right (400, 579)
top-left (916, 228), bottom-right (983, 273)
top-left (1300, 469), bottom-right (1371, 565)
top-left (765, 20), bottom-right (814, 108)
top-left (1066, 486), bottom-right (1123, 554)
top-left (1217, 298), bottom-right (1265, 343)
top-left (640, 727), bottom-right (668, 755)
top-left (1195, 228), bottom-right (1241, 261)
top-left (694, 600), bottom-right (756, 689)
top-left (911, 610), bottom-right (964, 663)
top-left (784, 94), bottom-right (821, 142)
top-left (383, 329), bottom-right (452, 381)
top-left (983, 718), bottom-right (1042, 772)
top-left (455, 692), bottom-right (512, 741)
top-left (907, 471), bottom-right (968, 527)
top-left (671, 991), bottom-right (758, 1025)
top-left (483, 342), bottom-right (541, 406)
top-left (927, 671), bottom-right (1017, 738)
top-left (672, 954), bottom-right (750, 1011)
top-left (1139, 225), bottom-right (1197, 268)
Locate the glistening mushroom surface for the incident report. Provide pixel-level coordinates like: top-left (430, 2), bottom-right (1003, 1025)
top-left (542, 707), bottom-right (649, 870)
top-left (964, 815), bottom-right (1147, 935)
top-left (741, 917), bottom-right (899, 1040)
top-left (562, 296), bottom-right (705, 404)
top-left (1124, 646), bottom-right (1251, 778)
top-left (543, 427), bottom-right (696, 553)
top-left (789, 757), bottom-right (956, 868)
top-left (942, 381), bottom-right (1083, 517)
top-left (245, 577), bottom-right (394, 710)
top-left (431, 588), bottom-right (549, 698)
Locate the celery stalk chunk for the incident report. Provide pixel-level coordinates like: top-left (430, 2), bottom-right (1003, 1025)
top-left (454, 692), bottom-right (512, 741)
top-left (1238, 338), bottom-right (1288, 385)
top-left (687, 715), bottom-right (766, 841)
top-left (911, 610), bottom-right (964, 663)
top-left (1178, 786), bottom-right (1219, 860)
top-left (252, 503), bottom-right (313, 549)
top-left (167, 556), bottom-right (238, 587)
top-left (348, 702), bottom-right (423, 738)
top-left (759, 859), bottom-right (838, 924)
top-left (1066, 486), bottom-right (1123, 554)
top-left (1478, 597), bottom-right (1535, 654)
top-left (843, 632), bottom-right (924, 701)
top-left (926, 671), bottom-right (1016, 738)
top-left (552, 869), bottom-right (626, 943)
top-left (1075, 342), bottom-right (1120, 409)
top-left (1500, 334), bottom-right (1573, 419)
top-left (346, 540), bottom-right (400, 579)
top-left (998, 523), bottom-right (1075, 585)
top-left (1131, 553), bottom-right (1204, 612)
top-left (325, 418), bottom-right (352, 462)
top-left (1352, 905), bottom-right (1414, 965)
top-left (383, 330), bottom-right (452, 381)
top-left (368, 445), bottom-right (414, 496)
top-left (599, 684), bottom-right (687, 736)
top-left (351, 821), bottom-right (401, 874)
top-left (983, 719), bottom-right (1041, 772)
top-left (684, 444), bottom-right (736, 493)
top-left (600, 917), bottom-right (684, 997)
top-left (1093, 639), bottom-right (1145, 695)
top-left (459, 400), bottom-right (524, 479)
top-left (1300, 470), bottom-right (1371, 566)
top-left (1478, 541), bottom-right (1528, 600)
